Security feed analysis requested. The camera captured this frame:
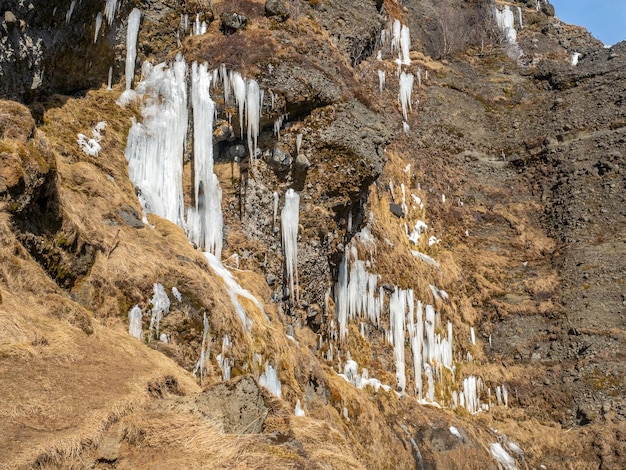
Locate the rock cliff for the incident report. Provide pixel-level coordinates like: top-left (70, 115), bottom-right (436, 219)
top-left (1, 0), bottom-right (624, 469)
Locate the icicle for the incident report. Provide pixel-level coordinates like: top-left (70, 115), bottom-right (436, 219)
top-left (378, 69), bottom-right (385, 95)
top-left (410, 300), bottom-right (424, 398)
top-left (398, 72), bottom-right (414, 121)
top-left (125, 9), bottom-right (141, 90)
top-left (66, 0), bottom-right (76, 24)
top-left (128, 305), bottom-right (143, 339)
top-left (94, 12), bottom-right (103, 43)
top-left (398, 24), bottom-right (411, 65)
top-left (282, 189), bottom-right (300, 302)
top-left (417, 68), bottom-right (422, 87)
top-left (571, 52), bottom-right (581, 66)
top-left (470, 327), bottom-right (476, 345)
top-left (495, 6), bottom-right (517, 45)
top-left (246, 79), bottom-right (261, 160)
top-left (107, 66), bottom-right (113, 90)
top-left (347, 211), bottom-right (352, 233)
top-left (517, 6), bottom-right (523, 29)
top-left (463, 376), bottom-right (480, 414)
top-left (273, 191), bottom-right (279, 227)
top-left (503, 384), bottom-right (509, 407)
top-left (105, 0), bottom-right (118, 26)
top-left (295, 400), bottom-right (305, 417)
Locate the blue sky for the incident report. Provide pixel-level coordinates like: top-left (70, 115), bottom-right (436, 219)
top-left (550, 0), bottom-right (626, 46)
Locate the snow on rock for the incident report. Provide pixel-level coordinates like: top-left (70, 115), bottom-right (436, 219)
top-left (77, 121), bottom-right (107, 157)
top-left (172, 286), bottom-right (183, 302)
top-left (259, 361), bottom-right (282, 398)
top-left (281, 189), bottom-right (300, 302)
top-left (94, 12), bottom-right (103, 43)
top-left (125, 9), bottom-right (141, 90)
top-left (407, 220), bottom-right (427, 245)
top-left (335, 246), bottom-right (384, 342)
top-left (571, 52), bottom-right (581, 66)
top-left (128, 305), bottom-right (143, 339)
top-left (490, 442), bottom-right (518, 470)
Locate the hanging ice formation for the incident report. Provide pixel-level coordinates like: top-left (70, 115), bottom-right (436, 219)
top-left (125, 56), bottom-right (188, 226)
top-left (105, 0), bottom-right (118, 25)
top-left (334, 246), bottom-right (384, 342)
top-left (281, 189), bottom-right (300, 302)
top-left (94, 12), bottom-right (103, 43)
top-left (399, 72), bottom-right (414, 122)
top-left (194, 14), bottom-right (208, 35)
top-left (186, 62), bottom-right (223, 258)
top-left (517, 6), bottom-right (523, 29)
top-left (571, 52), bottom-right (581, 66)
top-left (125, 9), bottom-right (142, 90)
top-left (389, 19), bottom-right (411, 66)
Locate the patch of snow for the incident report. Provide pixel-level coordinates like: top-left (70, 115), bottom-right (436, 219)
top-left (490, 442), bottom-right (518, 470)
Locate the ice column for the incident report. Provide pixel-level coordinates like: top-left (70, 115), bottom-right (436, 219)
top-left (125, 9), bottom-right (141, 90)
top-left (186, 62), bottom-right (223, 257)
top-left (259, 361), bottom-right (282, 397)
top-left (495, 6), bottom-right (516, 44)
top-left (282, 189), bottom-right (300, 302)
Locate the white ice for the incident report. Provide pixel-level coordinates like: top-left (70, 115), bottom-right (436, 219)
top-left (259, 361), bottom-right (282, 398)
top-left (490, 442), bottom-right (518, 470)
top-left (125, 9), bottom-right (141, 90)
top-left (282, 189), bottom-right (300, 302)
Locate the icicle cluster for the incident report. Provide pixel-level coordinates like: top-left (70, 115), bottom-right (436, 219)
top-left (105, 0), bottom-right (118, 26)
top-left (281, 189), bottom-right (300, 302)
top-left (125, 57), bottom-right (188, 226)
top-left (94, 12), bottom-right (103, 43)
top-left (390, 19), bottom-right (411, 66)
top-left (66, 0), bottom-right (76, 24)
top-left (339, 354), bottom-right (391, 392)
top-left (399, 72), bottom-right (414, 122)
top-left (334, 246), bottom-right (384, 342)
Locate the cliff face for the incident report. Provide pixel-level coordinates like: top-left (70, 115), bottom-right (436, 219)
top-left (1, 1), bottom-right (625, 469)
